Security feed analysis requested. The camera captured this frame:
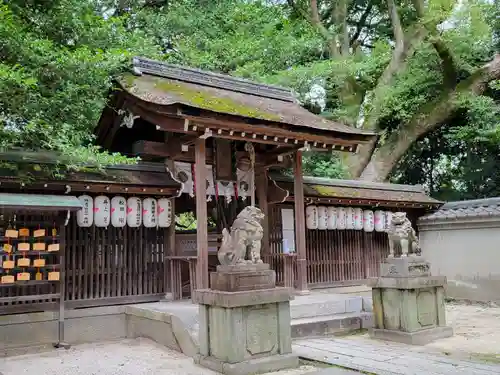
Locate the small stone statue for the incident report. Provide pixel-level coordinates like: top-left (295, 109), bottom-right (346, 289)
top-left (387, 212), bottom-right (421, 257)
top-left (218, 206), bottom-right (265, 266)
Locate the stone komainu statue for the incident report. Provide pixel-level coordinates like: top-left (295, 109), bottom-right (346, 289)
top-left (387, 212), bottom-right (421, 257)
top-left (218, 206), bottom-right (265, 266)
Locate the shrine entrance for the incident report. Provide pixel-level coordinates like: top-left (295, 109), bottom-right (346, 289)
top-left (95, 57), bottom-right (375, 297)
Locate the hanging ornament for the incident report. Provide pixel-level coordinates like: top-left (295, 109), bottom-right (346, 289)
top-left (363, 210), bottom-right (374, 232)
top-left (157, 198), bottom-right (172, 228)
top-left (337, 207), bottom-right (347, 230)
top-left (111, 196), bottom-right (127, 228)
top-left (127, 197), bottom-right (142, 227)
top-left (236, 167), bottom-right (252, 202)
top-left (353, 208), bottom-right (364, 230)
top-left (77, 195), bottom-right (93, 227)
top-left (306, 205), bottom-right (318, 230)
top-left (143, 198), bottom-right (158, 228)
top-left (327, 207), bottom-right (337, 230)
top-left (94, 195), bottom-right (110, 228)
top-left (317, 206), bottom-right (328, 230)
top-left (206, 165), bottom-right (215, 202)
top-left (218, 181), bottom-right (233, 204)
top-left (374, 210), bottom-right (386, 232)
top-left (173, 161), bottom-right (194, 197)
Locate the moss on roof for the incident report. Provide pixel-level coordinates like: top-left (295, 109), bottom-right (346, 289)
top-left (120, 73), bottom-right (282, 122)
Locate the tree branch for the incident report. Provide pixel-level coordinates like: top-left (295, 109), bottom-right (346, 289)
top-left (412, 0), bottom-right (458, 87)
top-left (349, 3), bottom-right (373, 47)
top-left (358, 54), bottom-right (500, 181)
top-left (287, 0), bottom-right (340, 57)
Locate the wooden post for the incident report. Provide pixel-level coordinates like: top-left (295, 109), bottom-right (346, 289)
top-left (195, 138), bottom-right (209, 290)
top-left (294, 151), bottom-right (309, 294)
top-left (256, 170), bottom-right (269, 259)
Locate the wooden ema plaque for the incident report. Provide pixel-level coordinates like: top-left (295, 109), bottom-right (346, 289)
top-left (34, 258), bottom-right (46, 267)
top-left (34, 229), bottom-right (46, 238)
top-left (33, 243), bottom-right (46, 251)
top-left (2, 260), bottom-right (14, 269)
top-left (17, 272), bottom-right (30, 281)
top-left (48, 243), bottom-right (60, 252)
top-left (3, 243), bottom-right (12, 253)
top-left (1, 275), bottom-right (14, 284)
top-left (19, 228), bottom-right (30, 237)
top-left (48, 271), bottom-right (60, 281)
top-left (18, 243), bottom-right (30, 251)
top-left (5, 229), bottom-right (18, 238)
top-left (17, 258), bottom-right (30, 267)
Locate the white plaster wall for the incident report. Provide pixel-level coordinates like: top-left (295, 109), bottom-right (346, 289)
top-left (419, 226), bottom-right (500, 302)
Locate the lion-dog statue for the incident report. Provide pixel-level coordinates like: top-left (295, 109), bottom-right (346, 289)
top-left (387, 211), bottom-right (421, 257)
top-left (218, 206), bottom-right (265, 266)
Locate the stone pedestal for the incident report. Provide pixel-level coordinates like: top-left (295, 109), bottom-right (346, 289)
top-left (369, 256), bottom-right (453, 345)
top-left (193, 263), bottom-right (298, 375)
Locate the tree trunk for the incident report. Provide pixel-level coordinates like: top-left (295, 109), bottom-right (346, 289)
top-left (357, 54), bottom-right (500, 182)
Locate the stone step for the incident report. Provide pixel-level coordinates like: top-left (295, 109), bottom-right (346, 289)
top-left (290, 294), bottom-right (364, 319)
top-left (291, 312), bottom-right (373, 339)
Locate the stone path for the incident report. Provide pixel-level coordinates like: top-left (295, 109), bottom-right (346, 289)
top-left (294, 337), bottom-right (500, 375)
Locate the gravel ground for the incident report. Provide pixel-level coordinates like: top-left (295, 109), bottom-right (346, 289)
top-left (0, 338), bottom-right (319, 375)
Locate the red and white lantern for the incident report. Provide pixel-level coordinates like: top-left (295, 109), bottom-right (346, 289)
top-left (157, 198), bottom-right (172, 228)
top-left (143, 198), bottom-right (158, 228)
top-left (363, 210), bottom-right (374, 232)
top-left (353, 208), bottom-right (364, 230)
top-left (127, 197), bottom-right (142, 228)
top-left (337, 207), bottom-right (346, 230)
top-left (111, 196), bottom-right (127, 228)
top-left (94, 195), bottom-right (110, 228)
top-left (374, 210), bottom-right (386, 232)
top-left (327, 207), bottom-right (337, 230)
top-left (77, 195), bottom-right (93, 227)
top-left (317, 206), bottom-right (328, 230)
top-left (306, 206), bottom-right (318, 230)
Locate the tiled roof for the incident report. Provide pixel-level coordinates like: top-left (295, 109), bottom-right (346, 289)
top-left (419, 198), bottom-right (500, 222)
top-left (118, 57), bottom-right (375, 138)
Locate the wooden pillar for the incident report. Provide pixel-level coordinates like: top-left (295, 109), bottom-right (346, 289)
top-left (256, 170), bottom-right (270, 259)
top-left (195, 138), bottom-right (209, 290)
top-left (294, 151), bottom-right (309, 294)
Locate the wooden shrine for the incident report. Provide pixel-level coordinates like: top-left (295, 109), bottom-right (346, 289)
top-left (95, 57), bottom-right (376, 294)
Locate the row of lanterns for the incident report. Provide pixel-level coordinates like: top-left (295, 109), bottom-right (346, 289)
top-left (306, 206), bottom-right (393, 232)
top-left (76, 195), bottom-right (172, 228)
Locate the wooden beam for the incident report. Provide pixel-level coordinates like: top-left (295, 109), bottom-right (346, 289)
top-left (195, 138), bottom-right (209, 290)
top-left (133, 140), bottom-right (214, 163)
top-left (256, 171), bottom-right (270, 258)
top-left (294, 151), bottom-right (309, 294)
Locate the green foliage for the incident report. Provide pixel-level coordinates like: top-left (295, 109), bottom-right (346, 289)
top-left (0, 0), bottom-right (160, 167)
top-left (302, 152), bottom-right (347, 179)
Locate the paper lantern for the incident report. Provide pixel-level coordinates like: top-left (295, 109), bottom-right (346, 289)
top-left (353, 208), bottom-right (364, 230)
top-left (337, 207), bottom-right (346, 230)
top-left (94, 195), bottom-right (111, 228)
top-left (111, 196), bottom-right (127, 228)
top-left (317, 206), bottom-right (328, 230)
top-left (327, 207), bottom-right (337, 230)
top-left (345, 207), bottom-right (355, 230)
top-left (385, 211), bottom-right (393, 232)
top-left (142, 198), bottom-right (158, 228)
top-left (374, 210), bottom-right (386, 232)
top-left (127, 197), bottom-right (142, 227)
top-left (157, 198), bottom-right (172, 228)
top-left (363, 210), bottom-right (374, 232)
top-left (77, 195), bottom-right (93, 227)
top-left (306, 206), bottom-right (318, 230)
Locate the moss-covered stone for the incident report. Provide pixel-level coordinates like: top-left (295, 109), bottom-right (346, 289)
top-left (120, 73), bottom-right (282, 122)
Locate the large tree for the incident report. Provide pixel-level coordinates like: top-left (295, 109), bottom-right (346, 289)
top-left (277, 0), bottom-right (499, 182)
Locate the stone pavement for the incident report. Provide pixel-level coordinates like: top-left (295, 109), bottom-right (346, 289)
top-left (294, 337), bottom-right (500, 375)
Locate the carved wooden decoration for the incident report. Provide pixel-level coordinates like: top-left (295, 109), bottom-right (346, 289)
top-left (214, 139), bottom-right (234, 181)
